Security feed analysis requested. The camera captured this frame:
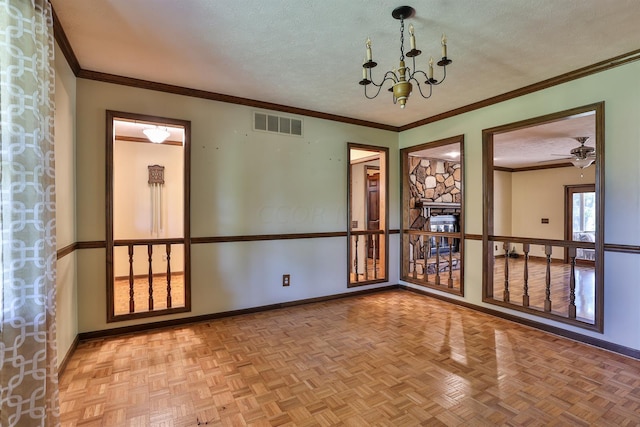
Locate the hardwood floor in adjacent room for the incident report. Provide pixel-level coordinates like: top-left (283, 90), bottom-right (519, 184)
top-left (114, 273), bottom-right (185, 316)
top-left (493, 257), bottom-right (595, 323)
top-left (59, 290), bottom-right (640, 426)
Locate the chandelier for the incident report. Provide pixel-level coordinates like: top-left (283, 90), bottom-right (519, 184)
top-left (143, 126), bottom-right (170, 143)
top-left (359, 5), bottom-right (452, 109)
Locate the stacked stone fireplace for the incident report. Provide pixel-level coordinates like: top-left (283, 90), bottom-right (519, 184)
top-left (408, 157), bottom-right (461, 268)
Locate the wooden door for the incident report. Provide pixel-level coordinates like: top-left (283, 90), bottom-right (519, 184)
top-left (367, 172), bottom-right (380, 259)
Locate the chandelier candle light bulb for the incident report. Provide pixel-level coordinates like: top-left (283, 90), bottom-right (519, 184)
top-left (409, 24), bottom-right (416, 49)
top-left (441, 34), bottom-right (447, 58)
top-left (359, 5), bottom-right (452, 108)
top-left (428, 57), bottom-right (434, 80)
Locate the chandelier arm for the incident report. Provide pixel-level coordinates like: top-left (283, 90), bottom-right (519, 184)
top-left (364, 74), bottom-right (399, 99)
top-left (411, 77), bottom-right (434, 99)
top-left (363, 82), bottom-right (385, 99)
top-left (430, 65), bottom-right (448, 86)
top-left (368, 70), bottom-right (399, 88)
top-left (412, 69), bottom-right (430, 82)
top-left (411, 55), bottom-right (418, 79)
top-left (382, 70), bottom-right (400, 84)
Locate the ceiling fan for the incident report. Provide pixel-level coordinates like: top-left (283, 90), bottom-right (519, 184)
top-left (549, 136), bottom-right (595, 168)
top-left (567, 136), bottom-right (595, 168)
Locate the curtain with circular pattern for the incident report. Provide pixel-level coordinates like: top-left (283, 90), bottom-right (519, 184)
top-left (0, 0), bottom-right (59, 425)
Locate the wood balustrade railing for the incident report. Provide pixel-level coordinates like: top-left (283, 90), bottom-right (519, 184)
top-left (349, 230), bottom-right (384, 284)
top-left (489, 235), bottom-right (596, 324)
top-left (114, 238), bottom-right (182, 314)
top-left (403, 230), bottom-right (462, 291)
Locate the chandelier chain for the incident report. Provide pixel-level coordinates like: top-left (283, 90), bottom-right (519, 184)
top-left (399, 18), bottom-right (405, 62)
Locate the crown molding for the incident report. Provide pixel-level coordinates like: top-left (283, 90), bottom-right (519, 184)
top-left (398, 48), bottom-right (640, 131)
top-left (77, 69), bottom-right (399, 132)
top-left (51, 5), bottom-right (81, 76)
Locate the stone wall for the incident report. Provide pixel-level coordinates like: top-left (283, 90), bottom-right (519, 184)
top-left (408, 157), bottom-right (461, 230)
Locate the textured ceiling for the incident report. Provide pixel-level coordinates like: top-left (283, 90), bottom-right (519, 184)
top-left (493, 113), bottom-right (596, 169)
top-left (407, 111), bottom-right (595, 168)
top-left (51, 0), bottom-right (640, 129)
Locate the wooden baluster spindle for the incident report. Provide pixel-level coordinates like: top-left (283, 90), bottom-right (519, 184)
top-left (166, 243), bottom-right (172, 309)
top-left (503, 242), bottom-right (510, 302)
top-left (435, 237), bottom-right (441, 286)
top-left (522, 243), bottom-right (530, 307)
top-left (364, 235), bottom-right (369, 281)
top-left (448, 237), bottom-right (454, 288)
top-left (373, 234), bottom-right (378, 279)
top-left (412, 235), bottom-right (418, 279)
top-left (128, 244), bottom-right (135, 313)
top-left (544, 245), bottom-right (552, 312)
top-left (568, 246), bottom-right (577, 318)
top-left (148, 244), bottom-right (154, 311)
top-left (425, 235), bottom-right (430, 283)
top-left (354, 236), bottom-right (359, 282)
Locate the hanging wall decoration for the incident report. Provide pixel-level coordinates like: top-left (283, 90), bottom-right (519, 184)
top-left (148, 165), bottom-right (165, 236)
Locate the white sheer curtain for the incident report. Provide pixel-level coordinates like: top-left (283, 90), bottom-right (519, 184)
top-left (0, 0), bottom-right (59, 425)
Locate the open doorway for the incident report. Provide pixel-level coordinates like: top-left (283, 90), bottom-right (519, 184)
top-left (106, 111), bottom-right (191, 322)
top-left (348, 144), bottom-right (388, 287)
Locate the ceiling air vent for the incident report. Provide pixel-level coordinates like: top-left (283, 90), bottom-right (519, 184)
top-left (254, 112), bottom-right (303, 137)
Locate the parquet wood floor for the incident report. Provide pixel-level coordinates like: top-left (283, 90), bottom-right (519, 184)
top-left (59, 291), bottom-right (640, 426)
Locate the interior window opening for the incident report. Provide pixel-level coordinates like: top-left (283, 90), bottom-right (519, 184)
top-left (348, 144), bottom-right (389, 287)
top-left (400, 135), bottom-right (465, 295)
top-left (483, 103), bottom-right (603, 331)
top-left (107, 111), bottom-right (191, 321)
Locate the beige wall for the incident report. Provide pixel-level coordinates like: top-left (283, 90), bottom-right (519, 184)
top-left (54, 42), bottom-right (78, 366)
top-left (511, 166), bottom-right (595, 259)
top-left (400, 60), bottom-right (640, 351)
top-left (493, 167), bottom-right (596, 259)
top-left (493, 170), bottom-right (512, 255)
top-left (74, 78), bottom-right (399, 333)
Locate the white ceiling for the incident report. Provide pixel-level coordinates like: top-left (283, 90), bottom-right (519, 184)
top-left (114, 119), bottom-right (184, 144)
top-left (493, 113), bottom-right (596, 169)
top-left (51, 0), bottom-right (639, 129)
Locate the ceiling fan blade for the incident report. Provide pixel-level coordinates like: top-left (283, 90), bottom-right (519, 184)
top-left (535, 157), bottom-right (571, 163)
